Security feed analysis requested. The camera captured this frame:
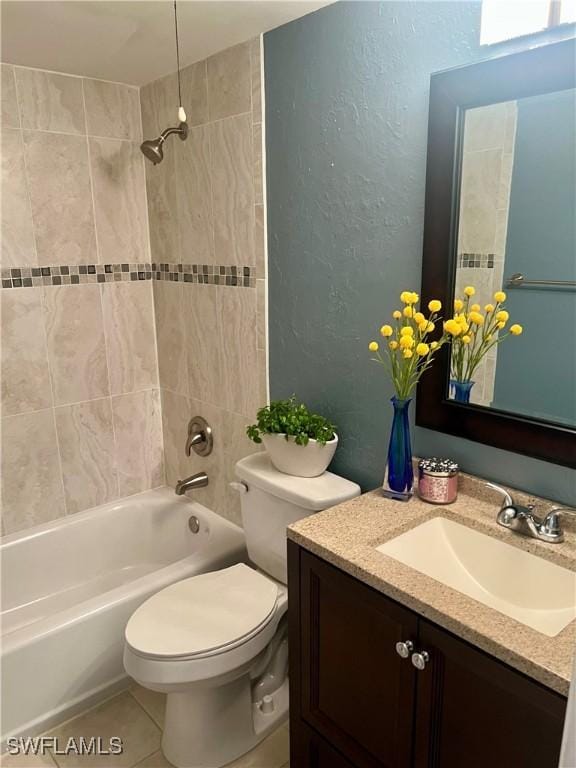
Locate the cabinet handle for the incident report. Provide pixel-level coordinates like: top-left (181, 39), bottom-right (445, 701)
top-left (395, 640), bottom-right (414, 659)
top-left (411, 651), bottom-right (430, 670)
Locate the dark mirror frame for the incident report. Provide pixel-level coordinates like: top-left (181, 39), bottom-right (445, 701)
top-left (417, 38), bottom-right (576, 469)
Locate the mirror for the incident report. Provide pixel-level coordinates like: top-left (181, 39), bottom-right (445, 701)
top-left (450, 88), bottom-right (576, 427)
top-left (417, 39), bottom-right (576, 467)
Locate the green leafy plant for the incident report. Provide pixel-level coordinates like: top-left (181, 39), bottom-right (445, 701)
top-left (246, 396), bottom-right (337, 446)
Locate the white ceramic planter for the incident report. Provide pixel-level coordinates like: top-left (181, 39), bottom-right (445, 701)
top-left (261, 433), bottom-right (338, 477)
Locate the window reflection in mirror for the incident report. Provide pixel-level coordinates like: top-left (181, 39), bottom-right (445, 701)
top-left (451, 88), bottom-right (576, 428)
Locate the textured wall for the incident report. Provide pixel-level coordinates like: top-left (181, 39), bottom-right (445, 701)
top-left (265, 2), bottom-right (575, 503)
top-left (1, 65), bottom-right (162, 534)
top-left (141, 38), bottom-right (267, 526)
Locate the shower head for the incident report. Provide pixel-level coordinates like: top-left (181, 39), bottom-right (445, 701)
top-left (140, 122), bottom-right (188, 165)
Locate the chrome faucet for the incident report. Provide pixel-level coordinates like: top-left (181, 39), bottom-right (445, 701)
top-left (175, 472), bottom-right (209, 496)
top-left (486, 482), bottom-right (576, 543)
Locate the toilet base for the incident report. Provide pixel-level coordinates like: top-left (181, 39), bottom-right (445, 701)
top-left (162, 676), bottom-right (289, 768)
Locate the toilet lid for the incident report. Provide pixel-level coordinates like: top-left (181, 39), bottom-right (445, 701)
top-left (125, 564), bottom-right (279, 659)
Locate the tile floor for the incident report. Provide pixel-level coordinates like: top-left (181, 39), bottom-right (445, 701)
top-left (1, 686), bottom-right (289, 768)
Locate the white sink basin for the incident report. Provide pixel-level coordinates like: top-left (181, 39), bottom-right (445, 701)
top-left (376, 517), bottom-right (576, 637)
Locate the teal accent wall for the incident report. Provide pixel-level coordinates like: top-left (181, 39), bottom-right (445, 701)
top-left (492, 89), bottom-right (576, 425)
top-left (265, 2), bottom-right (576, 504)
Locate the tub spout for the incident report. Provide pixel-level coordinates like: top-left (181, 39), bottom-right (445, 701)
top-left (175, 472), bottom-right (209, 495)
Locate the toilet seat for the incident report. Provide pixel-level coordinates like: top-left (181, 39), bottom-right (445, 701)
top-left (125, 564), bottom-right (279, 661)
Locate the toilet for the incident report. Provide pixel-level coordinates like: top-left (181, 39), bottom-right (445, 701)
top-left (123, 453), bottom-right (360, 768)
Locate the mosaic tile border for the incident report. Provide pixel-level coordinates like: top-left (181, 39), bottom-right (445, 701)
top-left (458, 253), bottom-right (495, 269)
top-left (153, 263), bottom-right (256, 288)
top-left (1, 263), bottom-right (256, 289)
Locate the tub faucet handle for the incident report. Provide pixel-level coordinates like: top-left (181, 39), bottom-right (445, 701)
top-left (185, 416), bottom-right (213, 457)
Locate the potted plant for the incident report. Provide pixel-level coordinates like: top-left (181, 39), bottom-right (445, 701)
top-left (247, 396), bottom-right (338, 477)
top-left (447, 287), bottom-right (523, 403)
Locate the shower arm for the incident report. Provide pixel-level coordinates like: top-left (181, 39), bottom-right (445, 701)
top-left (159, 122), bottom-right (188, 144)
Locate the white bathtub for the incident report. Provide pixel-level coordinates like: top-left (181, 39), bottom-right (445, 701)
top-left (0, 488), bottom-right (246, 742)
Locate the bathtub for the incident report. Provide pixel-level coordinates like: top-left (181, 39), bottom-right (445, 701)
top-left (0, 488), bottom-right (246, 742)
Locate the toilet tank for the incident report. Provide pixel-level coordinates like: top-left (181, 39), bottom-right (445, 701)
top-left (235, 453), bottom-right (360, 584)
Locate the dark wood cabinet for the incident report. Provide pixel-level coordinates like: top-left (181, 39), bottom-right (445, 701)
top-left (288, 542), bottom-right (567, 768)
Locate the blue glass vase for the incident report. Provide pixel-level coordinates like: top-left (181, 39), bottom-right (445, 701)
top-left (450, 379), bottom-right (475, 404)
top-left (383, 397), bottom-right (413, 501)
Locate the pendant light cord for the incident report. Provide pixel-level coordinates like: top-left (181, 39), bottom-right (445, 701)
top-left (173, 0), bottom-right (182, 109)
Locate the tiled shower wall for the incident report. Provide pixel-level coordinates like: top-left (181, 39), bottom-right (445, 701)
top-left (140, 38), bottom-right (267, 526)
top-left (1, 65), bottom-right (163, 534)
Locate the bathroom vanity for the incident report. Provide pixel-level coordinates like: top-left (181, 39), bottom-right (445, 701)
top-left (286, 475), bottom-right (575, 768)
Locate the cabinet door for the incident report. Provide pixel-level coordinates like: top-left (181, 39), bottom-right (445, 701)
top-left (413, 619), bottom-right (567, 768)
top-left (296, 548), bottom-right (418, 768)
top-left (291, 720), bottom-right (357, 768)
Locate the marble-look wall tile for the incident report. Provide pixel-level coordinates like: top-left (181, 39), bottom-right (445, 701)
top-left (207, 42), bottom-right (251, 121)
top-left (181, 60), bottom-right (209, 127)
top-left (184, 284), bottom-right (224, 405)
top-left (1, 409), bottom-right (66, 533)
top-left (176, 124), bottom-right (213, 264)
top-left (102, 281), bottom-right (158, 395)
top-left (1, 128), bottom-right (36, 267)
top-left (250, 37), bottom-right (262, 123)
top-left (252, 122), bottom-right (263, 205)
top-left (256, 279), bottom-right (266, 352)
top-left (217, 286), bottom-right (259, 416)
top-left (153, 281), bottom-right (188, 396)
top-left (15, 68), bottom-right (85, 134)
top-left (44, 284), bottom-right (109, 405)
top-left (112, 389), bottom-right (164, 496)
top-left (160, 388), bottom-right (191, 487)
top-left (1, 64), bottom-right (19, 127)
top-left (140, 72), bottom-right (178, 139)
top-left (83, 79), bottom-right (141, 140)
top-left (145, 147), bottom-right (178, 263)
top-left (210, 114), bottom-right (254, 265)
top-left (254, 204), bottom-right (265, 278)
top-left (1, 288), bottom-right (52, 416)
top-left (23, 130), bottom-right (97, 264)
top-left (55, 397), bottom-right (118, 513)
top-left (89, 137), bottom-right (149, 263)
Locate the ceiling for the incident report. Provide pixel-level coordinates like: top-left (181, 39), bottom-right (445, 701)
top-left (1, 1), bottom-right (332, 86)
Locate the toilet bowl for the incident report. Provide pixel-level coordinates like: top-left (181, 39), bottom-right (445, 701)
top-left (124, 453), bottom-right (360, 768)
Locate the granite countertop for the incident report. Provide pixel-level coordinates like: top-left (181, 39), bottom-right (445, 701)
top-left (288, 471), bottom-right (576, 696)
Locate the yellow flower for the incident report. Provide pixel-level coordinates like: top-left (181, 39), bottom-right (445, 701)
top-left (510, 324), bottom-right (523, 335)
top-left (470, 303), bottom-right (480, 312)
top-left (464, 286), bottom-right (475, 297)
top-left (403, 306), bottom-right (413, 318)
top-left (469, 311), bottom-right (484, 325)
top-left (389, 340), bottom-right (398, 350)
top-left (416, 342), bottom-right (429, 356)
top-left (403, 349), bottom-right (413, 359)
top-left (409, 292), bottom-right (419, 304)
top-left (496, 310), bottom-right (509, 323)
top-left (430, 341), bottom-right (439, 350)
top-left (444, 319), bottom-right (462, 336)
top-left (380, 325), bottom-right (393, 337)
top-left (400, 326), bottom-right (414, 336)
top-left (369, 341), bottom-right (379, 352)
top-left (399, 335), bottom-right (415, 349)
top-left (496, 321), bottom-right (505, 330)
top-left (419, 320), bottom-right (435, 333)
top-left (400, 291), bottom-right (412, 304)
top-left (494, 291), bottom-right (506, 303)
top-left (462, 335), bottom-right (471, 344)
top-left (428, 299), bottom-right (442, 312)
top-left (454, 298), bottom-right (464, 312)
top-left (414, 312), bottom-right (425, 324)
top-left (392, 310), bottom-right (402, 319)
top-left (484, 303), bottom-right (494, 313)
